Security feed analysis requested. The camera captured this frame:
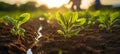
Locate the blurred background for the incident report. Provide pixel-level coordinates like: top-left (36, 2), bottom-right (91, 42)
top-left (0, 0), bottom-right (120, 19)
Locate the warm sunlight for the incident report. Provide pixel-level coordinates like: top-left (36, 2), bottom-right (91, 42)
top-left (36, 0), bottom-right (69, 8)
top-left (80, 0), bottom-right (94, 9)
top-left (36, 0), bottom-right (94, 9)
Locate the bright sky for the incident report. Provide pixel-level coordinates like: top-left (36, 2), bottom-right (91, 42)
top-left (101, 0), bottom-right (120, 5)
top-left (36, 0), bottom-right (69, 8)
top-left (0, 0), bottom-right (120, 9)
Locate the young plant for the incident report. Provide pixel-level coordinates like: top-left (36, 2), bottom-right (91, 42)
top-left (56, 12), bottom-right (80, 38)
top-left (78, 18), bottom-right (91, 31)
top-left (4, 13), bottom-right (30, 36)
top-left (90, 11), bottom-right (100, 24)
top-left (98, 12), bottom-right (120, 32)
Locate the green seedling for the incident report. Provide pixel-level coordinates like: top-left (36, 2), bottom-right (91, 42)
top-left (56, 12), bottom-right (80, 38)
top-left (98, 12), bottom-right (120, 32)
top-left (4, 13), bottom-right (30, 36)
top-left (78, 18), bottom-right (91, 31)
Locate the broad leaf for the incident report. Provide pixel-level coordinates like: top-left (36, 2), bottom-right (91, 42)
top-left (5, 16), bottom-right (15, 25)
top-left (110, 12), bottom-right (119, 21)
top-left (18, 13), bottom-right (30, 26)
top-left (77, 18), bottom-right (86, 25)
top-left (56, 12), bottom-right (66, 29)
top-left (18, 28), bottom-right (25, 36)
top-left (57, 30), bottom-right (64, 35)
top-left (10, 28), bottom-right (15, 34)
top-left (98, 14), bottom-right (106, 23)
top-left (56, 12), bottom-right (81, 38)
top-left (71, 12), bottom-right (78, 23)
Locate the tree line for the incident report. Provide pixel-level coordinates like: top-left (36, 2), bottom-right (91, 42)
top-left (0, 2), bottom-right (48, 11)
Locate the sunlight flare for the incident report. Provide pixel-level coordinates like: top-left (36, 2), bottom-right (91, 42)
top-left (80, 0), bottom-right (94, 9)
top-left (36, 0), bottom-right (94, 9)
top-left (36, 0), bottom-right (69, 8)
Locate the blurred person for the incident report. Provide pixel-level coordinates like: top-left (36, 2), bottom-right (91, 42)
top-left (68, 0), bottom-right (81, 11)
top-left (94, 0), bottom-right (101, 10)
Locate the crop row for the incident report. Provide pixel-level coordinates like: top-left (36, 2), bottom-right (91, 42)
top-left (56, 11), bottom-right (120, 38)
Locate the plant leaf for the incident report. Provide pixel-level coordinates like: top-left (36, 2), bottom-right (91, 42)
top-left (71, 12), bottom-right (78, 23)
top-left (70, 29), bottom-right (80, 35)
top-left (99, 24), bottom-right (105, 28)
top-left (57, 30), bottom-right (64, 35)
top-left (56, 12), bottom-right (66, 29)
top-left (18, 13), bottom-right (30, 26)
top-left (5, 16), bottom-right (15, 25)
top-left (18, 28), bottom-right (25, 36)
top-left (110, 12), bottom-right (119, 21)
top-left (98, 14), bottom-right (106, 23)
top-left (77, 18), bottom-right (86, 25)
top-left (112, 19), bottom-right (120, 24)
top-left (10, 28), bottom-right (15, 34)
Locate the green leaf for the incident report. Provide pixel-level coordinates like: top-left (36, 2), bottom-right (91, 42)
top-left (18, 13), bottom-right (30, 26)
top-left (71, 12), bottom-right (78, 23)
top-left (88, 20), bottom-right (91, 24)
top-left (77, 18), bottom-right (86, 25)
top-left (110, 12), bottom-right (119, 21)
top-left (93, 11), bottom-right (100, 16)
top-left (5, 16), bottom-right (15, 25)
top-left (10, 28), bottom-right (15, 34)
top-left (56, 12), bottom-right (81, 38)
top-left (18, 28), bottom-right (25, 36)
top-left (70, 29), bottom-right (80, 35)
top-left (98, 14), bottom-right (106, 23)
top-left (113, 19), bottom-right (120, 24)
top-left (90, 16), bottom-right (98, 24)
top-left (56, 12), bottom-right (66, 29)
top-left (73, 21), bottom-right (81, 26)
top-left (68, 16), bottom-right (72, 25)
top-left (57, 30), bottom-right (64, 35)
top-left (64, 34), bottom-right (71, 38)
top-left (99, 24), bottom-right (105, 28)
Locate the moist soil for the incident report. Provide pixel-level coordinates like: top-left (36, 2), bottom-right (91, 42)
top-left (0, 18), bottom-right (120, 54)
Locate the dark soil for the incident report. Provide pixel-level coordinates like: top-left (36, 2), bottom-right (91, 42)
top-left (32, 18), bottom-right (120, 54)
top-left (0, 18), bottom-right (120, 54)
top-left (0, 19), bottom-right (38, 54)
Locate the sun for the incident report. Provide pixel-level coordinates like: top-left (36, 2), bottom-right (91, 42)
top-left (36, 0), bottom-right (69, 8)
top-left (36, 0), bottom-right (94, 9)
